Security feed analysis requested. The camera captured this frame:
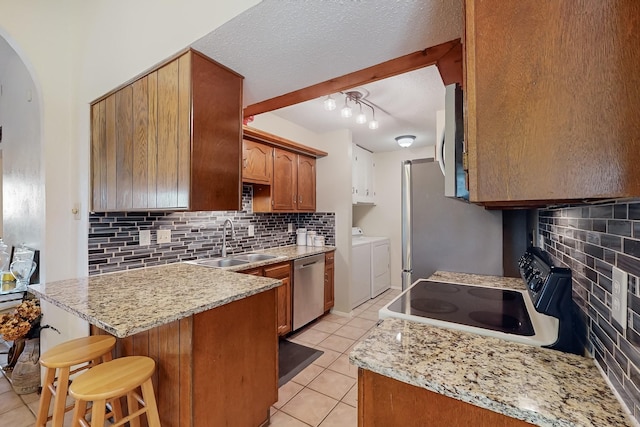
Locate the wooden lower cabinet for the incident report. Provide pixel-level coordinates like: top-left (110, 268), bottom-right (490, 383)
top-left (264, 262), bottom-right (292, 336)
top-left (358, 369), bottom-right (533, 427)
top-left (240, 261), bottom-right (292, 336)
top-left (324, 251), bottom-right (335, 312)
top-left (91, 289), bottom-right (277, 427)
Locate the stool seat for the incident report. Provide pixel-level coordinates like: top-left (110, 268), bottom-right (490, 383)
top-left (69, 356), bottom-right (155, 401)
top-left (36, 335), bottom-right (119, 427)
top-left (40, 335), bottom-right (116, 368)
top-left (69, 356), bottom-right (161, 427)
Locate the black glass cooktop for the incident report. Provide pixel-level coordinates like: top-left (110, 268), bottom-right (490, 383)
top-left (386, 280), bottom-right (535, 336)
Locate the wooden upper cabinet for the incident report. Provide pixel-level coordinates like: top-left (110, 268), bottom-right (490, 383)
top-left (91, 49), bottom-right (243, 211)
top-left (465, 0), bottom-right (640, 203)
top-left (243, 127), bottom-right (326, 213)
top-left (242, 140), bottom-right (273, 185)
top-left (297, 155), bottom-right (316, 211)
top-left (272, 148), bottom-right (298, 211)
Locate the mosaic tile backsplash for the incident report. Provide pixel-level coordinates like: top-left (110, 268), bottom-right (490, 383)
top-left (539, 199), bottom-right (640, 420)
top-left (88, 185), bottom-right (335, 275)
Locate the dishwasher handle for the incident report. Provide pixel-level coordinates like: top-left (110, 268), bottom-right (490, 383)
top-left (296, 260), bottom-right (319, 269)
top-left (294, 254), bottom-right (325, 270)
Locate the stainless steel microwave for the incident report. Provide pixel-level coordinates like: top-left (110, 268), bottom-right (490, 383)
top-left (436, 83), bottom-right (469, 200)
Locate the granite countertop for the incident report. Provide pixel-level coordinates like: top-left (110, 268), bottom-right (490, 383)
top-left (28, 245), bottom-right (334, 338)
top-left (350, 271), bottom-right (633, 427)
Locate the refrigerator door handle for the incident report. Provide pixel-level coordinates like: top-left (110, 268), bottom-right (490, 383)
top-left (401, 160), bottom-right (412, 291)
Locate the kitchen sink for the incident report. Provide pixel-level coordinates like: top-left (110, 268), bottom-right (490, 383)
top-left (233, 253), bottom-right (279, 262)
top-left (193, 258), bottom-right (250, 268)
top-left (187, 253), bottom-right (281, 269)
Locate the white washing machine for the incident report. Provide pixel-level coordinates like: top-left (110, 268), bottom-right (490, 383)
top-left (351, 228), bottom-right (391, 309)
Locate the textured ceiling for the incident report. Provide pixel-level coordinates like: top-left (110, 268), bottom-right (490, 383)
top-left (191, 0), bottom-right (463, 152)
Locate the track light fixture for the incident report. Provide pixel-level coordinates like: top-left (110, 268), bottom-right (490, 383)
top-left (323, 90), bottom-right (379, 130)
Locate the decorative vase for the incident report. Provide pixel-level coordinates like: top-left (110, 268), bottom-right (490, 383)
top-left (11, 337), bottom-right (40, 394)
top-left (10, 259), bottom-right (36, 291)
top-left (5, 338), bottom-right (25, 370)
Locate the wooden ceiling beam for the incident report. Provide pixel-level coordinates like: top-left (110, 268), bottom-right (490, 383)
top-left (243, 38), bottom-right (462, 117)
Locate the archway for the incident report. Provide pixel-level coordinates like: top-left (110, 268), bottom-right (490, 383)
top-left (0, 31), bottom-right (45, 282)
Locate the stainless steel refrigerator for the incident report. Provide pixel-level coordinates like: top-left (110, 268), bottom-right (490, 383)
top-left (401, 158), bottom-right (504, 289)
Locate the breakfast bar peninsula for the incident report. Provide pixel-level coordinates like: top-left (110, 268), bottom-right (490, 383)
top-left (29, 262), bottom-right (282, 427)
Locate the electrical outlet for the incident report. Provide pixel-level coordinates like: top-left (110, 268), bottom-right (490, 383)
top-left (612, 266), bottom-right (628, 329)
top-left (248, 225), bottom-right (255, 237)
top-left (139, 230), bottom-right (151, 246)
top-left (288, 223), bottom-right (293, 233)
top-left (537, 234), bottom-right (545, 248)
top-left (157, 229), bottom-right (171, 244)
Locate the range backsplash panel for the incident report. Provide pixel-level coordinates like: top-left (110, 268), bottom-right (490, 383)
top-left (88, 186), bottom-right (335, 275)
top-left (539, 199), bottom-right (640, 421)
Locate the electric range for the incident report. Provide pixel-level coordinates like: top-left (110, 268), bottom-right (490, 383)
top-left (379, 247), bottom-right (582, 354)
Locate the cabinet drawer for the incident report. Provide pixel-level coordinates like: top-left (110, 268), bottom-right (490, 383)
top-left (325, 251), bottom-right (335, 264)
top-left (239, 267), bottom-right (263, 276)
top-left (263, 262), bottom-right (291, 279)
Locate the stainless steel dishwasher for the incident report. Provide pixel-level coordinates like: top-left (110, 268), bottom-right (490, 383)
top-left (293, 253), bottom-right (325, 331)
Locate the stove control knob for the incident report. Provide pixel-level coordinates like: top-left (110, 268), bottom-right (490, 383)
top-left (532, 278), bottom-right (544, 292)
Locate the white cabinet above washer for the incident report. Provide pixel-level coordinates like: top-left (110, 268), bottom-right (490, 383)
top-left (352, 144), bottom-right (376, 205)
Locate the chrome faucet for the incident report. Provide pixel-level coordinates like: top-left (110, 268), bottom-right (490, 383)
top-left (221, 218), bottom-right (235, 258)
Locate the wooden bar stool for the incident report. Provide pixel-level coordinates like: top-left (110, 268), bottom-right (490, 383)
top-left (36, 335), bottom-right (121, 427)
top-left (69, 355), bottom-right (161, 427)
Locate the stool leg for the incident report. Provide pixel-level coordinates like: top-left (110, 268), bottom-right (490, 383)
top-left (127, 389), bottom-right (141, 427)
top-left (71, 399), bottom-right (88, 427)
top-left (108, 396), bottom-right (124, 423)
top-left (141, 378), bottom-right (161, 427)
top-left (35, 367), bottom-right (56, 427)
top-left (52, 366), bottom-right (71, 427)
top-left (101, 349), bottom-right (113, 362)
top-left (90, 398), bottom-right (107, 427)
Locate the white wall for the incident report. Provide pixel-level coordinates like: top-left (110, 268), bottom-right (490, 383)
top-left (353, 145), bottom-right (434, 288)
top-left (0, 0), bottom-right (260, 352)
top-left (250, 114), bottom-right (354, 314)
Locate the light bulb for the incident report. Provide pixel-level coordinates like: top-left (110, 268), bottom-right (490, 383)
top-left (341, 105), bottom-right (352, 118)
top-left (356, 112), bottom-right (367, 124)
top-left (323, 95), bottom-right (336, 111)
top-left (368, 119), bottom-right (379, 130)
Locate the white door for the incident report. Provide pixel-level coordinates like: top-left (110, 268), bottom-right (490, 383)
top-left (371, 239), bottom-right (390, 297)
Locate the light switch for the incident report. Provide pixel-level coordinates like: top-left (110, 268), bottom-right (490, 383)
top-left (248, 225), bottom-right (255, 237)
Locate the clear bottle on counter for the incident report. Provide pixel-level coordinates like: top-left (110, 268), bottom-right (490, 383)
top-left (306, 231), bottom-right (316, 246)
top-left (0, 239), bottom-right (12, 292)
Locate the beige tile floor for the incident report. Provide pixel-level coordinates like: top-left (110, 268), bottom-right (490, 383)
top-left (0, 288), bottom-right (401, 427)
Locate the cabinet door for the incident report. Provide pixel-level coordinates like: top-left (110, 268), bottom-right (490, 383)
top-left (264, 262), bottom-right (292, 336)
top-left (242, 140), bottom-right (273, 185)
top-left (272, 148), bottom-right (298, 211)
top-left (351, 144), bottom-right (359, 204)
top-left (466, 0), bottom-right (640, 203)
top-left (324, 251), bottom-right (335, 312)
top-left (297, 155), bottom-right (316, 211)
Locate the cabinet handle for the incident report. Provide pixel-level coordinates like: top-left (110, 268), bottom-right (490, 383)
top-left (293, 195), bottom-right (296, 204)
top-left (243, 158), bottom-right (247, 169)
top-left (299, 195), bottom-right (302, 203)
